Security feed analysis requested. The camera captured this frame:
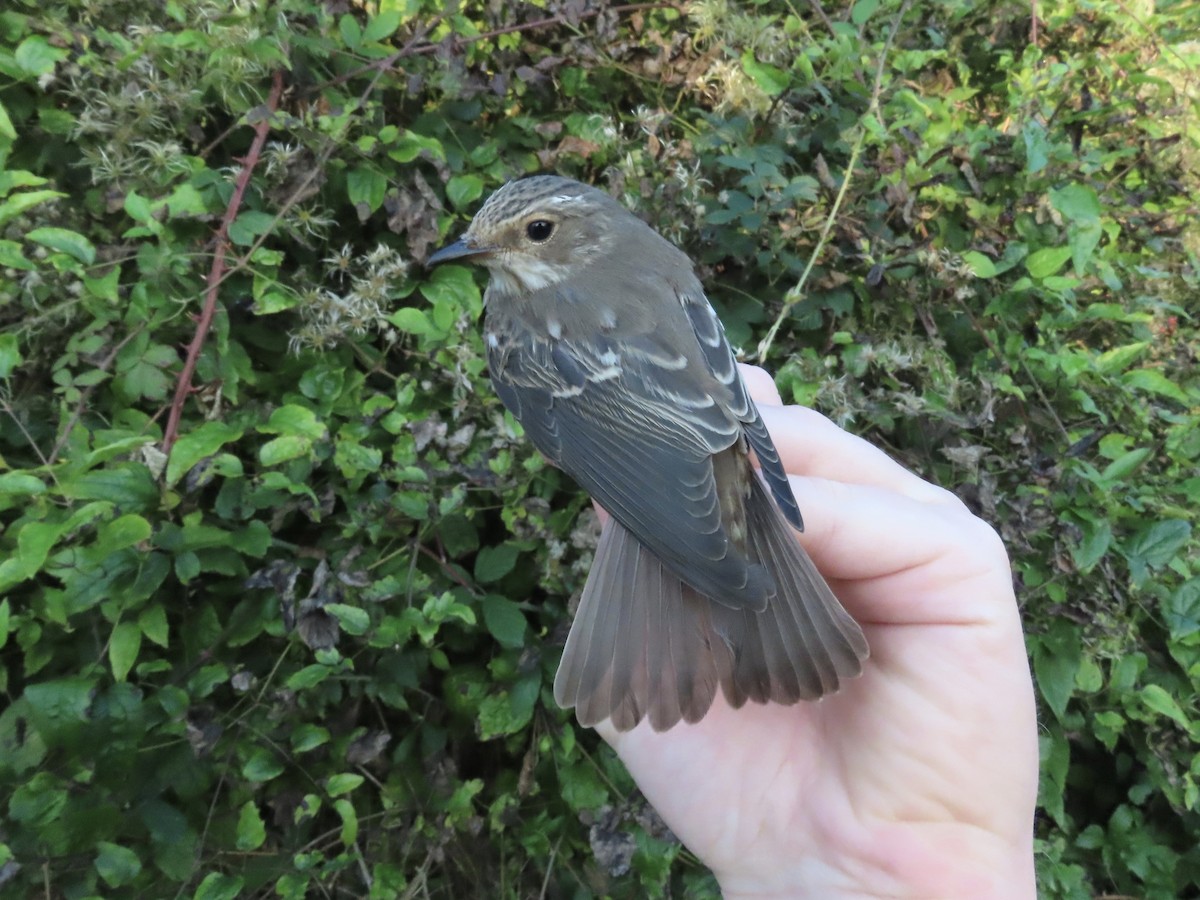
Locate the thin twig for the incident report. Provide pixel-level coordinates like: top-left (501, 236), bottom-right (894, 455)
top-left (757, 0), bottom-right (912, 361)
top-left (0, 396), bottom-right (51, 469)
top-left (162, 70), bottom-right (285, 454)
top-left (805, 0), bottom-right (837, 37)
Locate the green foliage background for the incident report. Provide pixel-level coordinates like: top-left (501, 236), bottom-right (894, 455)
top-left (1, 0), bottom-right (1198, 896)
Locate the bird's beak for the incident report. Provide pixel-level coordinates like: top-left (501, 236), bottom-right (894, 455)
top-left (427, 235), bottom-right (493, 267)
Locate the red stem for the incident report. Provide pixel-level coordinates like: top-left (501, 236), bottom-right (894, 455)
top-left (162, 70), bottom-right (285, 455)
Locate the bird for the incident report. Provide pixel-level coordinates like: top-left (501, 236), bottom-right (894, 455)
top-left (428, 174), bottom-right (868, 731)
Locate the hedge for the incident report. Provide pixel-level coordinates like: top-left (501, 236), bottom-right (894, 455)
top-left (0, 0), bottom-right (1197, 896)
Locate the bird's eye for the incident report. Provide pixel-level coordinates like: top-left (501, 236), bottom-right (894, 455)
top-left (525, 219), bottom-right (555, 242)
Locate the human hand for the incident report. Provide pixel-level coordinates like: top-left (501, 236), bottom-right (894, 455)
top-left (595, 365), bottom-right (1038, 899)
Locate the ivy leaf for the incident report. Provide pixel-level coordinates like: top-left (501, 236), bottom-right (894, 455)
top-left (446, 174), bottom-right (484, 209)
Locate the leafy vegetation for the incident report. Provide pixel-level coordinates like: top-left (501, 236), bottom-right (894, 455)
top-left (0, 0), bottom-right (1197, 896)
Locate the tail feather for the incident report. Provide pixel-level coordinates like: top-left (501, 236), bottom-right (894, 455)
top-left (554, 477), bottom-right (868, 731)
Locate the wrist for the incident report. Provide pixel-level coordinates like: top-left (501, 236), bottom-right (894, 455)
top-left (716, 821), bottom-right (1035, 900)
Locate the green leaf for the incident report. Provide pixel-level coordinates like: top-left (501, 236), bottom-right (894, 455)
top-left (850, 0), bottom-right (881, 25)
top-left (1121, 368), bottom-right (1189, 404)
top-left (242, 748), bottom-right (285, 782)
top-left (1072, 519), bottom-right (1111, 572)
top-left (1024, 246), bottom-right (1072, 279)
top-left (227, 209), bottom-right (277, 246)
top-left (259, 434), bottom-right (311, 466)
top-left (167, 421), bottom-right (244, 485)
top-left (961, 251), bottom-right (997, 278)
top-left (481, 595), bottom-right (527, 648)
top-left (291, 724), bottom-right (331, 752)
top-left (446, 174), bottom-right (484, 209)
top-left (1033, 621), bottom-right (1080, 721)
top-left (1141, 685), bottom-right (1190, 729)
top-left (109, 621), bottom-right (142, 682)
top-left (1022, 121), bottom-right (1050, 174)
top-left (194, 872), bottom-right (245, 900)
top-left (14, 521), bottom-right (65, 582)
top-left (96, 514), bottom-right (152, 556)
top-left (335, 798), bottom-right (358, 845)
top-left (1095, 342), bottom-right (1149, 374)
top-left (389, 306), bottom-right (433, 335)
top-left (347, 167), bottom-right (387, 213)
top-left (1050, 184), bottom-right (1101, 223)
top-left (1165, 578), bottom-right (1200, 640)
top-left (261, 404), bottom-right (327, 439)
top-left (0, 472), bottom-right (44, 495)
top-left (475, 544), bottom-right (519, 583)
top-left (478, 675), bottom-right (539, 739)
top-left (0, 189), bottom-right (65, 228)
top-left (0, 599), bottom-right (9, 651)
top-left (287, 664), bottom-right (333, 690)
top-left (0, 333), bottom-right (22, 379)
top-left (1100, 447), bottom-right (1151, 482)
top-left (95, 842), bottom-right (142, 888)
top-left (363, 10), bottom-right (403, 42)
top-left (0, 99), bottom-right (15, 141)
top-left (338, 14), bottom-right (362, 49)
top-left (387, 129), bottom-right (445, 164)
top-left (15, 35), bottom-right (67, 77)
top-left (740, 52), bottom-right (789, 96)
top-left (325, 603), bottom-right (370, 635)
top-left (236, 801), bottom-right (267, 850)
top-left (1124, 519), bottom-right (1190, 571)
top-left (326, 773), bottom-right (364, 796)
top-left (420, 264), bottom-right (482, 316)
top-left (139, 604), bottom-right (170, 648)
top-left (26, 227), bottom-right (96, 264)
top-left (124, 191), bottom-right (153, 224)
top-left (439, 514), bottom-right (479, 557)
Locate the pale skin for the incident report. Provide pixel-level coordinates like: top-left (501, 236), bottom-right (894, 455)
top-left (594, 365), bottom-right (1039, 899)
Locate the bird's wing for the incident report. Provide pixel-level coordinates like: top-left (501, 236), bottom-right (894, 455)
top-left (678, 289), bottom-right (804, 531)
top-left (487, 320), bottom-right (773, 609)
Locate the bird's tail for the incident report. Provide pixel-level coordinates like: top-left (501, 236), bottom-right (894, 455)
top-left (553, 475), bottom-right (869, 731)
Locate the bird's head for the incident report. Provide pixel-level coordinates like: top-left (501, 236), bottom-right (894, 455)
top-left (427, 175), bottom-right (627, 294)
